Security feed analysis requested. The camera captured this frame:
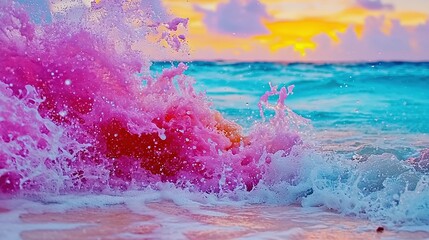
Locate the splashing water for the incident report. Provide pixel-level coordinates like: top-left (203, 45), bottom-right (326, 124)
top-left (1, 0), bottom-right (429, 230)
top-left (0, 0), bottom-right (301, 194)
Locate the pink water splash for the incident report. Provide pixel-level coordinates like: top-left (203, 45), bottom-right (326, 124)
top-left (0, 1), bottom-right (303, 195)
top-left (147, 16), bottom-right (189, 51)
top-left (258, 84), bottom-right (294, 121)
top-left (0, 82), bottom-right (107, 194)
top-left (159, 18), bottom-right (189, 51)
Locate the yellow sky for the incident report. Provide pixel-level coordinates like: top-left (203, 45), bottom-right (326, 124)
top-left (161, 0), bottom-right (428, 60)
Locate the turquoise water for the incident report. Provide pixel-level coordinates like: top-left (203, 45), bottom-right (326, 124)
top-left (153, 61), bottom-right (429, 132)
top-left (153, 61), bottom-right (429, 159)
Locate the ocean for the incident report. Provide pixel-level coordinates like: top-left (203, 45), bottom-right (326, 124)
top-left (1, 1), bottom-right (429, 239)
top-left (154, 61), bottom-right (429, 158)
top-left (160, 61), bottom-right (429, 133)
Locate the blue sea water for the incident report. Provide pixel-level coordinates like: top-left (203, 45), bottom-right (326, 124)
top-left (153, 61), bottom-right (429, 160)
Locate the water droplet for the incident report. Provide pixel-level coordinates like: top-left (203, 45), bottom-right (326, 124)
top-left (65, 79), bottom-right (72, 85)
top-left (159, 133), bottom-right (166, 140)
top-left (59, 110), bottom-right (67, 117)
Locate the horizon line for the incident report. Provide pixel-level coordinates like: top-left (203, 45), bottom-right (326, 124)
top-left (151, 60), bottom-right (429, 64)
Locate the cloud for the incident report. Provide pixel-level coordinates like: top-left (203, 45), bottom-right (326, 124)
top-left (177, 15), bottom-right (428, 62)
top-left (355, 0), bottom-right (394, 10)
top-left (414, 20), bottom-right (429, 53)
top-left (306, 17), bottom-right (429, 62)
top-left (195, 0), bottom-right (270, 37)
top-left (186, 44), bottom-right (301, 62)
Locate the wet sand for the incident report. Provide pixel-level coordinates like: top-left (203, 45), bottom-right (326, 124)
top-left (0, 201), bottom-right (428, 240)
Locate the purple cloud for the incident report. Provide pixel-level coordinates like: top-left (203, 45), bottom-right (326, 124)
top-left (356, 0), bottom-right (394, 10)
top-left (306, 17), bottom-right (429, 62)
top-left (195, 0), bottom-right (269, 37)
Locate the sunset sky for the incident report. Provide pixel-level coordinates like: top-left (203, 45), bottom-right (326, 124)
top-left (160, 0), bottom-right (429, 62)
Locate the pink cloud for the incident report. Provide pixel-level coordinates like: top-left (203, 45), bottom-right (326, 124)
top-left (175, 15), bottom-right (428, 62)
top-left (306, 17), bottom-right (429, 62)
top-left (356, 0), bottom-right (394, 10)
top-left (186, 45), bottom-right (301, 62)
top-left (414, 21), bottom-right (429, 54)
top-left (195, 0), bottom-right (269, 37)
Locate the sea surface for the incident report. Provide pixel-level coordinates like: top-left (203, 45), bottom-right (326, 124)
top-left (154, 61), bottom-right (429, 155)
